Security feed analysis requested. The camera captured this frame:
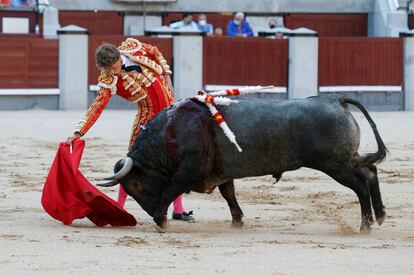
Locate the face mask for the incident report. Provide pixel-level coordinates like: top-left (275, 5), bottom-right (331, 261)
top-left (270, 24), bottom-right (276, 29)
top-left (198, 19), bottom-right (206, 26)
top-left (233, 19), bottom-right (241, 26)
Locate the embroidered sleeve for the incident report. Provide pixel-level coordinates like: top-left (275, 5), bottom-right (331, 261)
top-left (147, 45), bottom-right (172, 75)
top-left (74, 88), bottom-right (112, 136)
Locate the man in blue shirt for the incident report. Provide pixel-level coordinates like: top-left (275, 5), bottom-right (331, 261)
top-left (197, 13), bottom-right (213, 36)
top-left (11, 0), bottom-right (34, 8)
top-left (226, 12), bottom-right (254, 37)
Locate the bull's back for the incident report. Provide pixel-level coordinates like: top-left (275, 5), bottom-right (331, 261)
top-left (213, 95), bottom-right (360, 178)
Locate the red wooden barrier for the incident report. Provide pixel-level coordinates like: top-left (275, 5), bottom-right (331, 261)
top-left (88, 35), bottom-right (172, 85)
top-left (203, 37), bottom-right (288, 86)
top-left (285, 13), bottom-right (367, 36)
top-left (0, 35), bottom-right (57, 88)
top-left (318, 37), bottom-right (403, 86)
top-left (59, 11), bottom-right (123, 35)
top-left (0, 10), bottom-right (38, 33)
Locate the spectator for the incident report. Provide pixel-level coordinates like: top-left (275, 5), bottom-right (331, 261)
top-left (268, 19), bottom-right (278, 29)
top-left (11, 0), bottom-right (34, 8)
top-left (275, 31), bottom-right (284, 39)
top-left (197, 13), bottom-right (213, 36)
top-left (1, 0), bottom-right (11, 8)
top-left (226, 12), bottom-right (253, 37)
top-left (214, 27), bottom-right (224, 36)
top-left (37, 0), bottom-right (50, 13)
top-left (169, 13), bottom-right (198, 30)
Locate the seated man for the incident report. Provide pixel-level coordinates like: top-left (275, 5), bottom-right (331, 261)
top-left (169, 12), bottom-right (198, 30)
top-left (0, 0), bottom-right (10, 8)
top-left (197, 13), bottom-right (214, 36)
top-left (214, 27), bottom-right (224, 36)
top-left (226, 12), bottom-right (253, 37)
top-left (11, 0), bottom-right (34, 8)
top-left (268, 18), bottom-right (278, 29)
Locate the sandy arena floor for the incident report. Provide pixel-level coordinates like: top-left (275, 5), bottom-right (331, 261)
top-left (0, 109), bottom-right (413, 274)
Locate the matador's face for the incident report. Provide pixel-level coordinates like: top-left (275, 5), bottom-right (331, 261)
top-left (107, 58), bottom-right (123, 76)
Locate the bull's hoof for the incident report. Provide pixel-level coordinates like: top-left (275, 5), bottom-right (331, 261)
top-left (368, 216), bottom-right (375, 225)
top-left (153, 214), bottom-right (167, 229)
top-left (231, 219), bottom-right (244, 228)
top-left (154, 224), bottom-right (166, 233)
top-left (360, 223), bottom-right (372, 234)
top-left (376, 215), bottom-right (385, 226)
top-left (375, 210), bottom-right (386, 225)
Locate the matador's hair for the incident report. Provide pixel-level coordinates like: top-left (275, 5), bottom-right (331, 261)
top-left (95, 43), bottom-right (121, 70)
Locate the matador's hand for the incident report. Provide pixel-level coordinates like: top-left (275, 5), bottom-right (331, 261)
top-left (66, 132), bottom-right (81, 145)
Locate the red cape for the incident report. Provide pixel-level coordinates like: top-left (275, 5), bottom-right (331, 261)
top-left (41, 140), bottom-right (137, 227)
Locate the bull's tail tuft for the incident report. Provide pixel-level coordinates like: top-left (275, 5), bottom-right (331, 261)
top-left (340, 98), bottom-right (388, 168)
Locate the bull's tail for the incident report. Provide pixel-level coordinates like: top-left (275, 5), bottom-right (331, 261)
top-left (340, 98), bottom-right (388, 168)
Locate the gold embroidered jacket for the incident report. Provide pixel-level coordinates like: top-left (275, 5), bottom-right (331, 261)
top-left (74, 38), bottom-right (172, 136)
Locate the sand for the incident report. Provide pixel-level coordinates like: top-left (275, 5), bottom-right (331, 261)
top-left (0, 109), bottom-right (413, 274)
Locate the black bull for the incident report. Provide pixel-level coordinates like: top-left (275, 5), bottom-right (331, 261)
top-left (99, 94), bottom-right (387, 233)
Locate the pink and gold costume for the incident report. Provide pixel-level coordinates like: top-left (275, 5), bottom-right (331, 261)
top-left (74, 38), bottom-right (183, 211)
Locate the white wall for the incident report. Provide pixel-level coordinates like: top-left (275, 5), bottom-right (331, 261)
top-left (124, 15), bottom-right (162, 35)
top-left (369, 0), bottom-right (409, 37)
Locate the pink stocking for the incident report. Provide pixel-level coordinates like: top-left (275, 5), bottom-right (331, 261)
top-left (172, 195), bottom-right (185, 214)
top-left (117, 185), bottom-right (128, 207)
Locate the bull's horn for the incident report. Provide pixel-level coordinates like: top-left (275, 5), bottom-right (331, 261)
top-left (104, 157), bottom-right (133, 180)
top-left (97, 179), bottom-right (119, 187)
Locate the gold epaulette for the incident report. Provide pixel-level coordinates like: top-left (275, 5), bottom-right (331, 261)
top-left (98, 71), bottom-right (118, 94)
top-left (118, 38), bottom-right (142, 55)
top-left (130, 56), bottom-right (163, 75)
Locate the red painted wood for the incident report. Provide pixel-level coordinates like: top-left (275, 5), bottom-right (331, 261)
top-left (0, 10), bottom-right (38, 33)
top-left (318, 37), bottom-right (403, 86)
top-left (285, 13), bottom-right (367, 37)
top-left (59, 11), bottom-right (123, 35)
top-left (0, 36), bottom-right (57, 88)
top-left (203, 37), bottom-right (288, 86)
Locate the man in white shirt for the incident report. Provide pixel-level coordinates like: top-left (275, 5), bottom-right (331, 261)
top-left (169, 13), bottom-right (199, 30)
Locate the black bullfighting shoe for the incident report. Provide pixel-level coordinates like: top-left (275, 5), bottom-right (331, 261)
top-left (172, 211), bottom-right (194, 222)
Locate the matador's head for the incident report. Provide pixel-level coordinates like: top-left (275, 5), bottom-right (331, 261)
top-left (95, 43), bottom-right (122, 76)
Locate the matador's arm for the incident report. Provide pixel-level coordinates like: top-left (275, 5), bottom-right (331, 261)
top-left (74, 88), bottom-right (112, 136)
top-left (146, 44), bottom-right (172, 75)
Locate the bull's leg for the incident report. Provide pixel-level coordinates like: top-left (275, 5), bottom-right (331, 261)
top-left (356, 165), bottom-right (386, 225)
top-left (326, 167), bottom-right (374, 234)
top-left (218, 180), bottom-right (244, 227)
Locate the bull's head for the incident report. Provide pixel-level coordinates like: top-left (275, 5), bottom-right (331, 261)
top-left (98, 157), bottom-right (162, 217)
